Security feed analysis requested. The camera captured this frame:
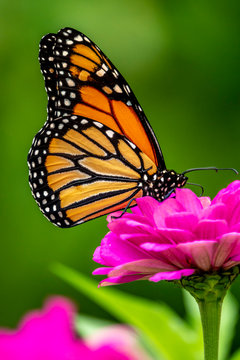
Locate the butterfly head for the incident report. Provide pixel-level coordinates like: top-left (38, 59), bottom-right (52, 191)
top-left (142, 169), bottom-right (188, 201)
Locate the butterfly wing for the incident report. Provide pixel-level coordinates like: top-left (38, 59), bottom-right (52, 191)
top-left (39, 27), bottom-right (165, 169)
top-left (28, 116), bottom-right (157, 227)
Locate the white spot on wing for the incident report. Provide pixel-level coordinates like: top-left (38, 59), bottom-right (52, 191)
top-left (94, 121), bottom-right (103, 128)
top-left (106, 130), bottom-right (114, 138)
top-left (74, 35), bottom-right (83, 42)
top-left (102, 63), bottom-right (108, 71)
top-left (124, 85), bottom-right (131, 94)
top-left (66, 78), bottom-right (75, 87)
top-left (113, 69), bottom-right (119, 78)
top-left (64, 99), bottom-right (71, 106)
top-left (113, 84), bottom-right (122, 93)
top-left (96, 69), bottom-right (105, 77)
top-left (126, 139), bottom-right (136, 149)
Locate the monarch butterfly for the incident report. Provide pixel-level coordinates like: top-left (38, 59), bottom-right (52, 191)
top-left (28, 27), bottom-right (188, 228)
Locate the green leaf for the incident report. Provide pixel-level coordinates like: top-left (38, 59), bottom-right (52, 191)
top-left (52, 263), bottom-right (200, 360)
top-left (75, 314), bottom-right (113, 338)
top-left (231, 349), bottom-right (240, 360)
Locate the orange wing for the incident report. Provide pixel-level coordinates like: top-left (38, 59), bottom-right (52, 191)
top-left (28, 116), bottom-right (157, 227)
top-left (39, 27), bottom-right (165, 169)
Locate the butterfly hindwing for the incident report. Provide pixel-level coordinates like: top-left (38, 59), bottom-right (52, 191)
top-left (28, 115), bottom-right (157, 227)
top-left (39, 27), bottom-right (165, 168)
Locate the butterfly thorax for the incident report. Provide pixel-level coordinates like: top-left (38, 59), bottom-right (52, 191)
top-left (141, 169), bottom-right (188, 201)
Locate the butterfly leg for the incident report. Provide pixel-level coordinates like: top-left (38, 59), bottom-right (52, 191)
top-left (110, 197), bottom-right (137, 220)
top-left (164, 188), bottom-right (176, 200)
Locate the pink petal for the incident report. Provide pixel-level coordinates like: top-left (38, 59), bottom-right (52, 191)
top-left (214, 190), bottom-right (240, 217)
top-left (165, 213), bottom-right (198, 232)
top-left (175, 188), bottom-right (203, 215)
top-left (87, 325), bottom-right (151, 360)
top-left (194, 219), bottom-right (228, 240)
top-left (222, 259), bottom-right (240, 270)
top-left (135, 196), bottom-right (159, 219)
top-left (0, 297), bottom-right (88, 360)
top-left (155, 228), bottom-right (195, 244)
top-left (99, 274), bottom-right (148, 286)
top-left (98, 233), bottom-right (153, 266)
top-left (119, 233), bottom-right (162, 246)
top-left (114, 213), bottom-right (153, 223)
top-left (213, 233), bottom-right (240, 268)
top-left (117, 213), bottom-right (153, 225)
top-left (212, 181), bottom-right (240, 204)
top-left (225, 180), bottom-right (240, 192)
top-left (149, 269), bottom-right (195, 282)
top-left (230, 223), bottom-right (240, 232)
top-left (201, 203), bottom-right (227, 221)
top-left (177, 240), bottom-right (218, 271)
top-left (228, 201), bottom-right (240, 227)
top-left (108, 218), bottom-right (155, 237)
top-left (153, 245), bottom-right (190, 269)
top-left (153, 198), bottom-right (183, 227)
top-left (107, 211), bottom-right (123, 223)
top-left (93, 246), bottom-right (104, 264)
top-left (0, 297), bottom-right (146, 360)
top-left (199, 197), bottom-right (211, 208)
top-left (140, 242), bottom-right (174, 252)
top-left (94, 182), bottom-right (240, 285)
top-left (92, 267), bottom-right (113, 275)
top-left (109, 259), bottom-right (178, 278)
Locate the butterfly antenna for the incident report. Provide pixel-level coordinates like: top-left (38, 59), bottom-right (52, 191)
top-left (182, 167), bottom-right (238, 176)
top-left (187, 182), bottom-right (205, 196)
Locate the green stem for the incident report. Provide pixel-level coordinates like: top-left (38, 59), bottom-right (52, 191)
top-left (197, 298), bottom-right (223, 360)
top-left (178, 267), bottom-right (240, 360)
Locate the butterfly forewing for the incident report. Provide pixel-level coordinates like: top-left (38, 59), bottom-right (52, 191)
top-left (38, 27), bottom-right (165, 168)
top-left (28, 115), bottom-right (157, 227)
top-left (28, 27), bottom-right (177, 227)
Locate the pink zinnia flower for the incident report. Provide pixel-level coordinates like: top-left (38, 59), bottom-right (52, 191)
top-left (93, 180), bottom-right (240, 285)
top-left (0, 297), bottom-right (151, 360)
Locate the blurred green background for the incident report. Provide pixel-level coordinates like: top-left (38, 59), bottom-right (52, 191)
top-left (1, 0), bottom-right (240, 353)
